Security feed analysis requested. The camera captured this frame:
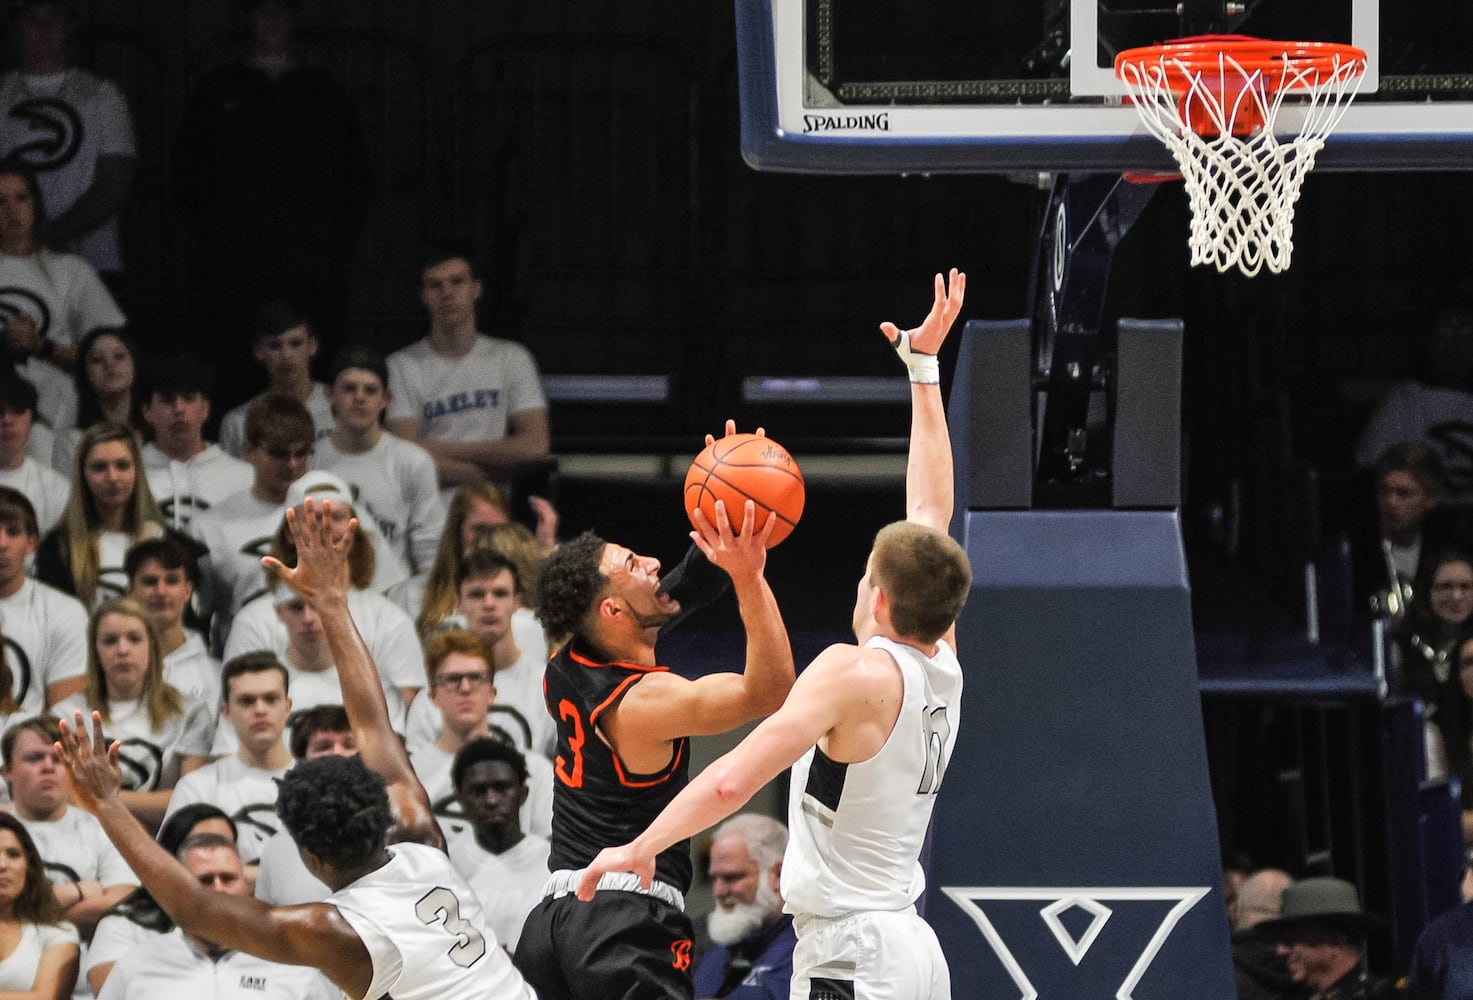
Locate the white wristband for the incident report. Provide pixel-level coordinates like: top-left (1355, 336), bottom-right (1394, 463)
top-left (890, 329), bottom-right (940, 384)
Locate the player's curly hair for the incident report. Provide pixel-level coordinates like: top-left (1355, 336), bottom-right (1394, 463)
top-left (275, 755), bottom-right (391, 870)
top-left (535, 530), bottom-right (609, 643)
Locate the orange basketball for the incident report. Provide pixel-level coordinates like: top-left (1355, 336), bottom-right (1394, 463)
top-left (683, 433), bottom-right (805, 547)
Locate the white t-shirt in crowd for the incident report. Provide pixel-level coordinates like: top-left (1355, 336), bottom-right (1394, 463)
top-left (141, 443), bottom-right (252, 532)
top-left (446, 828), bottom-right (549, 952)
top-left (85, 913), bottom-right (155, 990)
top-left (218, 384), bottom-right (335, 460)
top-left (0, 920), bottom-right (78, 990)
top-left (0, 68), bottom-right (135, 272)
top-left (51, 694), bottom-right (214, 792)
top-left (162, 632), bottom-right (221, 715)
top-left (0, 250), bottom-right (124, 429)
top-left (98, 927), bottom-right (338, 1000)
top-left (0, 456), bottom-right (68, 532)
top-left (409, 741), bottom-right (552, 841)
top-left (189, 490), bottom-right (283, 628)
top-left (253, 828), bottom-right (328, 907)
top-left (14, 806), bottom-right (136, 888)
top-left (161, 755), bottom-right (290, 864)
top-left (311, 433), bottom-right (445, 575)
top-left (0, 577), bottom-right (89, 714)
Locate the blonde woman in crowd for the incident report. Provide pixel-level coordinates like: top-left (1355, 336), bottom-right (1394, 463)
top-left (51, 598), bottom-right (214, 829)
top-left (35, 423), bottom-right (169, 609)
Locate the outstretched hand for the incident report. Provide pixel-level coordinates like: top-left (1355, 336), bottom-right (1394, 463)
top-left (55, 711), bottom-right (123, 816)
top-left (880, 268), bottom-right (966, 358)
top-left (574, 843), bottom-right (656, 902)
top-left (261, 498), bottom-right (356, 608)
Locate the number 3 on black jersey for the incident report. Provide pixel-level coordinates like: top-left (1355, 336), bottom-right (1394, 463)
top-left (415, 886), bottom-right (487, 968)
top-left (555, 698), bottom-right (586, 788)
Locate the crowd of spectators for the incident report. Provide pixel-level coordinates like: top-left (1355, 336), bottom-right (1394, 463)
top-left (0, 2), bottom-right (593, 996)
top-left (6, 1), bottom-right (1472, 997)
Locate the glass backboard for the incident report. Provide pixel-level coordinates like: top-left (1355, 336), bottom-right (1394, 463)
top-left (737, 0), bottom-right (1473, 173)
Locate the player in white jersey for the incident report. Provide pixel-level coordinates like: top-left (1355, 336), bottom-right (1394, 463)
top-left (578, 271), bottom-right (972, 1000)
top-left (57, 497), bottom-right (536, 1000)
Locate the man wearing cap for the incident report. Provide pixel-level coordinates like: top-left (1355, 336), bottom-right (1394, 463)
top-left (1258, 876), bottom-right (1400, 1000)
top-left (313, 344), bottom-right (444, 574)
top-left (218, 300), bottom-right (335, 459)
top-left (222, 469), bottom-right (421, 719)
top-left (1233, 869), bottom-right (1301, 1000)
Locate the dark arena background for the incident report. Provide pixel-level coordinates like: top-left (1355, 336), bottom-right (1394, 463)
top-left (43, 0), bottom-right (1473, 995)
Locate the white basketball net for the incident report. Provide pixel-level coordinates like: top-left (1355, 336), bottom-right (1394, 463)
top-left (1117, 45), bottom-right (1366, 277)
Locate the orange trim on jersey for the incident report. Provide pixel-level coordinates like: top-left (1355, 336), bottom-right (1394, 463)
top-left (611, 733), bottom-right (686, 788)
top-left (588, 673), bottom-right (644, 728)
top-left (567, 646), bottom-right (672, 674)
top-left (568, 644), bottom-right (682, 787)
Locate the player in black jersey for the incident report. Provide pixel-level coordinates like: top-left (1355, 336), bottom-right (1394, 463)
top-left (513, 459), bottom-right (796, 1000)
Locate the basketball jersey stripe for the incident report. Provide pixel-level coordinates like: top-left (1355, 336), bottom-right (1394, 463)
top-left (809, 977), bottom-right (857, 1000)
top-left (802, 746), bottom-right (848, 813)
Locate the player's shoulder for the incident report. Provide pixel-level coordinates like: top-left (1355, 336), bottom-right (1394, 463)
top-left (811, 640), bottom-right (893, 675)
top-left (814, 641), bottom-right (913, 699)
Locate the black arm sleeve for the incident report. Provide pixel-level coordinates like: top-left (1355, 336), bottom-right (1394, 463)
top-left (656, 543), bottom-right (731, 636)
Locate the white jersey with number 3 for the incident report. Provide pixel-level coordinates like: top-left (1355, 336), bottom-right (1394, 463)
top-left (782, 635), bottom-right (962, 919)
top-left (328, 842), bottom-right (535, 1000)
